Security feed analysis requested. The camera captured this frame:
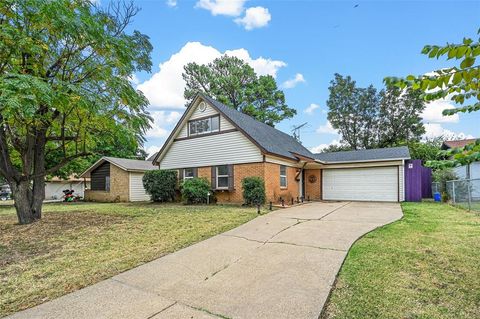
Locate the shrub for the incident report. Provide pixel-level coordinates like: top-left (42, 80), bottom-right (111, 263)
top-left (182, 177), bottom-right (210, 204)
top-left (242, 176), bottom-right (266, 206)
top-left (143, 170), bottom-right (178, 202)
top-left (432, 168), bottom-right (457, 196)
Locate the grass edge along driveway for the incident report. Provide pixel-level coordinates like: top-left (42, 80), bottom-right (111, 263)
top-left (322, 202), bottom-right (480, 319)
top-left (0, 202), bottom-right (261, 317)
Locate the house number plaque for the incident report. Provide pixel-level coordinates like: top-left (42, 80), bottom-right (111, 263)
top-left (308, 175), bottom-right (317, 183)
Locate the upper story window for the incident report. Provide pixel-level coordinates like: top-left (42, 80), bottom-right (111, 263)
top-left (189, 115), bottom-right (220, 136)
top-left (280, 165), bottom-right (287, 188)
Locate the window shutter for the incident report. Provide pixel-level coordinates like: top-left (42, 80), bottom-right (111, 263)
top-left (211, 167), bottom-right (216, 189)
top-left (228, 164), bottom-right (234, 191)
top-left (178, 169), bottom-right (184, 185)
top-left (193, 167), bottom-right (198, 178)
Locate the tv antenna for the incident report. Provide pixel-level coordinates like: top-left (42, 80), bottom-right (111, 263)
top-left (292, 122), bottom-right (308, 143)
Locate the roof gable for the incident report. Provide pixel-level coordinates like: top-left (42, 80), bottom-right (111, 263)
top-left (81, 157), bottom-right (157, 177)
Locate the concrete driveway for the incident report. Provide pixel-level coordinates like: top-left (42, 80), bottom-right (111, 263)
top-left (7, 201), bottom-right (402, 319)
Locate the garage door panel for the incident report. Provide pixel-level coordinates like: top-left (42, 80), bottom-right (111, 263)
top-left (129, 173), bottom-right (151, 202)
top-left (323, 167), bottom-right (398, 202)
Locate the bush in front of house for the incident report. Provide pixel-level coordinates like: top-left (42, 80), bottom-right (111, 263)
top-left (181, 177), bottom-right (210, 204)
top-left (143, 170), bottom-right (178, 202)
top-left (242, 176), bottom-right (266, 206)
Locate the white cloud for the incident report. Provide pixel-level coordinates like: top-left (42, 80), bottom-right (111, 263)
top-left (146, 111), bottom-right (182, 138)
top-left (304, 103), bottom-right (320, 114)
top-left (166, 0), bottom-right (177, 7)
top-left (138, 42), bottom-right (286, 109)
top-left (309, 139), bottom-right (341, 153)
top-left (196, 0), bottom-right (246, 16)
top-left (224, 48), bottom-right (286, 78)
top-left (235, 6), bottom-right (271, 30)
top-left (423, 123), bottom-right (474, 140)
top-left (316, 121), bottom-right (337, 135)
top-left (281, 73), bottom-right (305, 89)
top-left (422, 98), bottom-right (459, 123)
top-left (146, 145), bottom-right (161, 158)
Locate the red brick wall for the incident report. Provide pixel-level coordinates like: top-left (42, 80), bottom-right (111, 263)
top-left (304, 169), bottom-right (321, 200)
top-left (190, 162), bottom-right (318, 204)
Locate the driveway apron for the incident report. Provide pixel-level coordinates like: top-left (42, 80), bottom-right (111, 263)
top-left (6, 201), bottom-right (403, 319)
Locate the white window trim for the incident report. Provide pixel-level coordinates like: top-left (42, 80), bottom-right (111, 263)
top-left (216, 166), bottom-right (229, 190)
top-left (280, 165), bottom-right (287, 188)
top-left (188, 115), bottom-right (220, 136)
top-left (183, 168), bottom-right (194, 180)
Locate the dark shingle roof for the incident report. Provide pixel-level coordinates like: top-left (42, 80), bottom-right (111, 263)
top-left (147, 152), bottom-right (158, 161)
top-left (103, 157), bottom-right (157, 171)
top-left (314, 146), bottom-right (410, 163)
top-left (202, 95), bottom-right (314, 160)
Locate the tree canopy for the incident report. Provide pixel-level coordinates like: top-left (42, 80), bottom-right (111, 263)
top-left (0, 0), bottom-right (153, 223)
top-left (183, 55), bottom-right (296, 126)
top-left (326, 74), bottom-right (425, 150)
top-left (386, 29), bottom-right (480, 168)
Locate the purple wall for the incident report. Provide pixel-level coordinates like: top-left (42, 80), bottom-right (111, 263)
top-left (405, 159), bottom-right (432, 202)
top-left (421, 166), bottom-right (433, 198)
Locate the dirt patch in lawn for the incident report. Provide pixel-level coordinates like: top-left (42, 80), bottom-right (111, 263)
top-left (0, 212), bottom-right (127, 267)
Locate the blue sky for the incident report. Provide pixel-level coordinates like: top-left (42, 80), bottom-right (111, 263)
top-left (121, 0), bottom-right (480, 155)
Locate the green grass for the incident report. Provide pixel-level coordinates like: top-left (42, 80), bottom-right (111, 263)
top-left (322, 202), bottom-right (480, 319)
top-left (0, 202), bottom-right (260, 317)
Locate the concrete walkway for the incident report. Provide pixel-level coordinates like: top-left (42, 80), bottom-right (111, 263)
top-left (7, 201), bottom-right (403, 319)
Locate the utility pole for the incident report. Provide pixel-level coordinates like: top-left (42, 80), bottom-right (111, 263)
top-left (292, 122), bottom-right (308, 143)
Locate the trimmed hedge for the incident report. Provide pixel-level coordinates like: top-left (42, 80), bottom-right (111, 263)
top-left (242, 176), bottom-right (266, 206)
top-left (182, 177), bottom-right (210, 204)
top-left (143, 170), bottom-right (177, 202)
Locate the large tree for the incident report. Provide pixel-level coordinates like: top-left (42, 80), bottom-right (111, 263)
top-left (386, 29), bottom-right (480, 168)
top-left (183, 55), bottom-right (296, 126)
top-left (326, 74), bottom-right (379, 150)
top-left (0, 0), bottom-right (153, 224)
top-left (378, 86), bottom-right (426, 147)
top-left (326, 73), bottom-right (425, 150)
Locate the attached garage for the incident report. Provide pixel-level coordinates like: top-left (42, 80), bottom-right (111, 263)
top-left (314, 147), bottom-right (410, 202)
top-left (322, 166), bottom-right (400, 202)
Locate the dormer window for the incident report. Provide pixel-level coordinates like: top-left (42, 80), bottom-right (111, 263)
top-left (188, 115), bottom-right (220, 136)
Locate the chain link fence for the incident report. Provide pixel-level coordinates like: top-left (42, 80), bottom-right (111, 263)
top-left (444, 178), bottom-right (480, 212)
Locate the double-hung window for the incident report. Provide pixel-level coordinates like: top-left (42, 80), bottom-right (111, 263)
top-left (280, 165), bottom-right (287, 188)
top-left (216, 165), bottom-right (229, 189)
top-left (188, 115), bottom-right (220, 136)
top-left (183, 168), bottom-right (195, 180)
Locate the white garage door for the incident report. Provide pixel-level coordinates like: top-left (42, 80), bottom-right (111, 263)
top-left (323, 166), bottom-right (399, 202)
top-left (129, 172), bottom-right (151, 202)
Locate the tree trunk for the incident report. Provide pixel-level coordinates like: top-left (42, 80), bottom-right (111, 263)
top-left (11, 180), bottom-right (39, 224)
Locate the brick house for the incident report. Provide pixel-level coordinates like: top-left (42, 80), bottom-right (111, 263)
top-left (81, 157), bottom-right (157, 202)
top-left (153, 94), bottom-right (411, 203)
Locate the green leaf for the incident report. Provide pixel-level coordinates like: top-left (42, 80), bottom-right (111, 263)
top-left (452, 72), bottom-right (462, 84)
top-left (460, 57), bottom-right (475, 68)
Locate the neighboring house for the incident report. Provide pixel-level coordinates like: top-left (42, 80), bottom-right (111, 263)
top-left (81, 157), bottom-right (157, 202)
top-left (45, 176), bottom-right (91, 200)
top-left (441, 138), bottom-right (480, 180)
top-left (153, 94), bottom-right (410, 203)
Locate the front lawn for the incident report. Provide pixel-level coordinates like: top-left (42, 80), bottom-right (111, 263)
top-left (0, 202), bottom-right (260, 317)
top-left (322, 202), bottom-right (480, 319)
